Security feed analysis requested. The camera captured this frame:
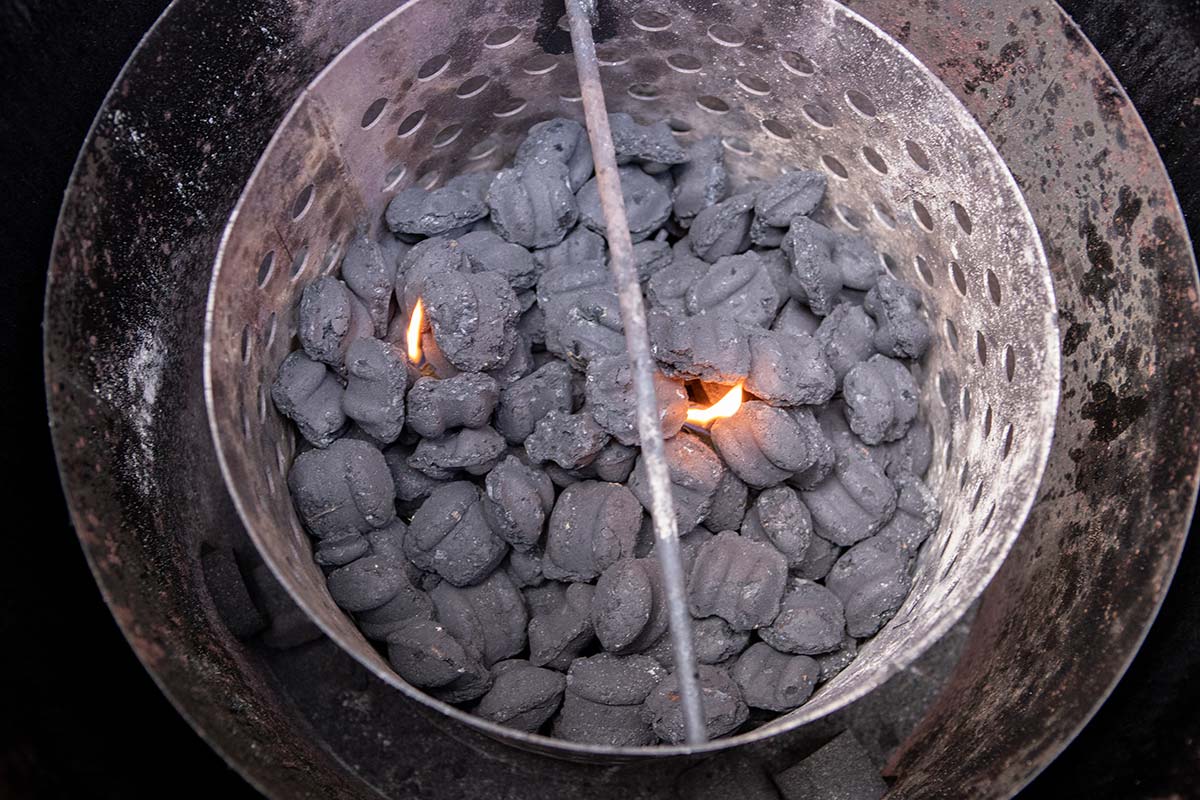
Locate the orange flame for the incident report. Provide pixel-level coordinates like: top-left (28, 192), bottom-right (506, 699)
top-left (686, 382), bottom-right (743, 425)
top-left (406, 299), bottom-right (424, 364)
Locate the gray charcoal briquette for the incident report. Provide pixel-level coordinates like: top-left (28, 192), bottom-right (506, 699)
top-left (514, 117), bottom-right (594, 191)
top-left (386, 619), bottom-right (491, 695)
top-left (773, 298), bottom-right (822, 337)
top-left (691, 615), bottom-right (752, 665)
top-left (315, 532), bottom-right (370, 567)
top-left (327, 523), bottom-right (420, 613)
top-left (495, 361), bottom-right (577, 444)
top-left (863, 274), bottom-right (931, 359)
top-left (429, 569), bottom-right (528, 665)
top-left (800, 445), bottom-right (897, 546)
top-left (585, 354), bottom-right (687, 446)
top-left (632, 237), bottom-right (674, 281)
top-left (384, 183), bottom-right (488, 237)
top-left (504, 546), bottom-right (546, 588)
top-left (298, 276), bottom-right (374, 370)
top-left (842, 354), bottom-right (919, 445)
top-left (814, 302), bottom-right (878, 386)
top-left (754, 169), bottom-right (827, 227)
top-left (456, 230), bottom-right (539, 290)
top-left (405, 373), bottom-right (500, 438)
top-left (405, 482), bottom-right (509, 586)
top-left (685, 252), bottom-right (779, 327)
top-left (486, 331), bottom-right (535, 386)
top-left (687, 531), bottom-right (787, 630)
top-left (825, 535), bottom-right (912, 637)
top-left (340, 236), bottom-right (397, 336)
top-left (648, 309), bottom-right (751, 384)
top-left (271, 350), bottom-right (347, 448)
top-left (543, 481), bottom-right (642, 582)
top-left (642, 665), bottom-right (749, 743)
top-left (534, 226), bottom-right (607, 273)
top-left (816, 636), bottom-right (858, 682)
top-left (741, 485), bottom-right (812, 569)
top-left (443, 171), bottom-right (496, 205)
top-left (871, 417), bottom-right (933, 479)
top-left (875, 471), bottom-right (940, 557)
top-left (341, 338), bottom-right (407, 444)
top-left (760, 578), bottom-right (845, 655)
top-left (591, 558), bottom-right (669, 655)
top-left (475, 660), bottom-right (566, 732)
top-left (746, 329), bottom-right (836, 407)
top-left (548, 288), bottom-right (627, 369)
top-left (577, 166), bottom-right (672, 243)
top-left (608, 112), bottom-right (688, 166)
top-left (645, 248), bottom-right (711, 314)
top-left (396, 236), bottom-right (470, 318)
top-left (628, 431), bottom-right (725, 533)
top-left (487, 160), bottom-right (579, 248)
top-left (421, 270), bottom-right (520, 372)
top-left (705, 470), bottom-right (749, 532)
top-left (689, 193), bottom-right (755, 262)
top-left (288, 438), bottom-right (395, 537)
top-left (567, 653), bottom-right (666, 706)
top-left (383, 443), bottom-right (448, 506)
top-left (529, 582), bottom-right (595, 669)
top-left (482, 455), bottom-right (555, 550)
top-left (672, 135), bottom-right (728, 222)
top-left (710, 401), bottom-right (825, 489)
top-left (554, 693), bottom-right (657, 746)
top-left (756, 248), bottom-right (793, 313)
top-left (793, 533), bottom-right (841, 581)
top-left (731, 643), bottom-right (818, 712)
top-left (783, 217), bottom-right (842, 316)
top-left (524, 409), bottom-right (610, 470)
top-left (408, 425), bottom-right (507, 477)
top-left (833, 233), bottom-right (883, 291)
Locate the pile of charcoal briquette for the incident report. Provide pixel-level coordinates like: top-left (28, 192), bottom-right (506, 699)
top-left (272, 113), bottom-right (940, 745)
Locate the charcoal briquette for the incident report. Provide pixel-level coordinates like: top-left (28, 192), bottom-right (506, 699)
top-left (327, 522), bottom-right (420, 613)
top-left (688, 531), bottom-right (787, 630)
top-left (875, 471), bottom-right (940, 557)
top-left (444, 170), bottom-right (497, 204)
top-left (484, 331), bottom-right (534, 388)
top-left (487, 160), bottom-right (579, 248)
top-left (710, 401), bottom-right (825, 489)
top-left (533, 226), bottom-right (606, 273)
top-left (408, 425), bottom-right (507, 478)
top-left (584, 354), bottom-right (687, 446)
top-left (577, 166), bottom-right (672, 243)
top-left (704, 469), bottom-right (749, 533)
top-left (518, 301), bottom-right (547, 346)
top-left (800, 445), bottom-right (897, 546)
top-left (405, 373), bottom-right (500, 438)
top-left (396, 236), bottom-right (470, 318)
top-left (554, 653), bottom-right (666, 746)
top-left (633, 237), bottom-right (674, 281)
top-left (547, 288), bottom-right (627, 369)
top-left (386, 618), bottom-right (491, 699)
top-left (773, 298), bottom-right (822, 337)
top-left (648, 309), bottom-right (751, 384)
top-left (528, 582), bottom-right (595, 670)
top-left (495, 361), bottom-right (577, 444)
top-left (871, 417), bottom-right (933, 479)
top-left (760, 578), bottom-right (846, 655)
top-left (298, 276), bottom-right (374, 370)
top-left (863, 274), bottom-right (931, 359)
top-left (825, 535), bottom-right (912, 637)
top-left (843, 354), bottom-right (919, 445)
top-left (815, 636), bottom-right (858, 682)
top-left (314, 531), bottom-right (370, 567)
top-left (753, 169), bottom-right (827, 228)
top-left (504, 546), bottom-right (546, 588)
top-left (543, 480), bottom-right (642, 582)
top-left (793, 533), bottom-right (841, 582)
top-left (341, 337), bottom-right (407, 443)
top-left (642, 664), bottom-right (749, 743)
top-left (592, 558), bottom-right (670, 655)
top-left (546, 439), bottom-right (638, 486)
top-left (429, 569), bottom-right (528, 665)
top-left (628, 431), bottom-right (725, 532)
top-left (685, 252), bottom-right (779, 327)
top-left (383, 442), bottom-right (448, 506)
top-left (384, 182), bottom-right (489, 237)
top-left (340, 236), bottom-right (396, 335)
top-left (645, 247), bottom-right (711, 314)
top-left (475, 660), bottom-right (566, 732)
top-left (741, 485), bottom-right (813, 569)
top-left (671, 135), bottom-right (729, 222)
top-left (833, 233), bottom-right (883, 291)
top-left (524, 409), bottom-right (611, 470)
top-left (691, 615), bottom-right (753, 665)
top-left (746, 329), bottom-right (836, 407)
top-left (554, 692), bottom-right (658, 746)
top-left (514, 117), bottom-right (594, 192)
top-left (756, 248), bottom-right (793, 313)
top-left (689, 192), bottom-right (755, 262)
top-left (288, 438), bottom-right (395, 538)
top-left (482, 455), bottom-right (555, 550)
top-left (814, 302), bottom-right (878, 386)
top-left (421, 269), bottom-right (520, 372)
top-left (271, 350), bottom-right (347, 448)
top-left (730, 642), bottom-right (818, 712)
top-left (405, 481), bottom-right (509, 586)
top-left (608, 112), bottom-right (688, 166)
top-left (783, 217), bottom-right (842, 316)
top-left (456, 230), bottom-right (539, 290)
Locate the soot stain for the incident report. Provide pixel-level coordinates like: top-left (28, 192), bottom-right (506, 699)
top-left (1080, 220), bottom-right (1117, 303)
top-left (1081, 381), bottom-right (1148, 443)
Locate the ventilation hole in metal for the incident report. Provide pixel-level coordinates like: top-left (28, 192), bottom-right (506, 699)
top-left (667, 53), bottom-right (703, 73)
top-left (522, 53), bottom-right (558, 75)
top-left (484, 26), bottom-right (520, 48)
top-left (257, 251), bottom-right (275, 287)
top-left (360, 97), bottom-right (387, 129)
top-left (762, 119), bottom-right (793, 140)
top-left (845, 89), bottom-right (877, 117)
top-left (291, 184), bottom-right (314, 220)
top-left (697, 95), bottom-right (731, 114)
top-left (779, 50), bottom-right (815, 76)
top-left (382, 162), bottom-right (407, 190)
top-left (905, 139), bottom-right (931, 170)
top-left (708, 23), bottom-right (746, 47)
top-left (912, 199), bottom-right (934, 231)
top-left (873, 201), bottom-right (896, 228)
top-left (417, 54), bottom-right (450, 81)
top-left (916, 254), bottom-right (934, 287)
top-left (861, 145), bottom-right (888, 174)
top-left (1004, 345), bottom-right (1016, 381)
top-left (982, 404), bottom-right (993, 438)
top-left (240, 326), bottom-right (252, 364)
top-left (632, 9), bottom-right (672, 30)
top-left (493, 97), bottom-right (528, 117)
top-left (986, 269), bottom-right (1002, 305)
top-left (397, 109), bottom-right (426, 138)
top-left (736, 73), bottom-right (771, 95)
top-left (628, 83), bottom-right (659, 100)
top-left (951, 200), bottom-right (973, 234)
top-left (821, 154), bottom-right (848, 179)
top-left (802, 102), bottom-right (834, 129)
top-left (1001, 424), bottom-right (1015, 459)
top-left (431, 124), bottom-right (463, 148)
top-left (950, 260), bottom-right (967, 295)
top-left (456, 75), bottom-right (490, 98)
top-left (944, 318), bottom-right (959, 351)
top-left (976, 331), bottom-right (988, 366)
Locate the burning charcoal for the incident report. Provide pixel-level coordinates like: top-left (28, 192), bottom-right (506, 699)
top-left (761, 578), bottom-right (845, 655)
top-left (645, 248), bottom-right (711, 314)
top-left (800, 446), bottom-right (897, 546)
top-left (383, 443), bottom-right (448, 506)
top-left (794, 534), bottom-right (840, 581)
top-left (482, 455), bottom-right (555, 550)
top-left (746, 329), bottom-right (836, 407)
top-left (549, 289), bottom-right (627, 368)
top-left (577, 166), bottom-right (672, 242)
top-left (689, 193), bottom-right (755, 262)
top-left (486, 332), bottom-right (535, 386)
top-left (705, 470), bottom-right (749, 533)
top-left (271, 350), bottom-right (347, 447)
top-left (429, 570), bottom-right (527, 665)
top-left (555, 654), bottom-right (666, 745)
top-left (783, 217), bottom-right (841, 316)
top-left (755, 170), bottom-right (826, 228)
top-left (685, 252), bottom-right (779, 327)
top-left (833, 233), bottom-right (883, 291)
top-left (585, 355), bottom-right (687, 446)
top-left (843, 355), bottom-right (919, 445)
top-left (826, 536), bottom-right (912, 637)
top-left (875, 472), bottom-right (940, 557)
top-left (487, 160), bottom-right (579, 248)
top-left (408, 426), bottom-right (507, 478)
top-left (592, 558), bottom-right (670, 654)
top-left (315, 532), bottom-right (370, 567)
top-left (816, 636), bottom-right (858, 682)
top-left (863, 274), bottom-right (931, 359)
top-left (731, 643), bottom-right (818, 712)
top-left (534, 226), bottom-right (607, 272)
top-left (648, 310), bottom-right (751, 384)
top-left (608, 112), bottom-right (688, 165)
top-left (525, 409), bottom-right (611, 470)
top-left (405, 373), bottom-right (500, 438)
top-left (495, 361), bottom-right (577, 444)
top-left (871, 418), bottom-right (934, 479)
top-left (774, 298), bottom-right (822, 337)
top-left (456, 230), bottom-right (539, 290)
top-left (529, 582), bottom-right (595, 669)
top-left (741, 486), bottom-right (813, 569)
top-left (340, 237), bottom-right (396, 335)
top-left (544, 481), bottom-right (642, 582)
top-left (672, 135), bottom-right (729, 222)
top-left (643, 665), bottom-right (749, 743)
top-left (421, 270), bottom-right (520, 372)
top-left (288, 439), bottom-right (395, 537)
top-left (514, 117), bottom-right (594, 191)
top-left (396, 237), bottom-right (470, 317)
top-left (406, 482), bottom-right (509, 586)
top-left (341, 338), bottom-right (407, 443)
top-left (386, 619), bottom-right (493, 702)
top-left (629, 431), bottom-right (725, 532)
top-left (814, 303), bottom-right (878, 386)
top-left (633, 237), bottom-right (674, 281)
top-left (385, 181), bottom-right (488, 237)
top-left (476, 660), bottom-right (566, 732)
top-left (710, 401), bottom-right (825, 489)
top-left (505, 547), bottom-right (546, 588)
top-left (688, 531), bottom-right (788, 630)
top-left (298, 276), bottom-right (374, 370)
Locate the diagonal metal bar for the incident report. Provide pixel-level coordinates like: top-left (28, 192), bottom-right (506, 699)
top-left (563, 0), bottom-right (707, 746)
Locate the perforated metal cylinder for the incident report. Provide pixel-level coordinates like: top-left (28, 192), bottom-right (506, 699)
top-left (205, 0), bottom-right (1060, 757)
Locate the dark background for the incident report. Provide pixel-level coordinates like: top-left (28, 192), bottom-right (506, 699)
top-left (1, 0), bottom-right (1197, 797)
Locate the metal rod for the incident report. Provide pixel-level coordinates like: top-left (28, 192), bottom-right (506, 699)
top-left (563, 0), bottom-right (707, 746)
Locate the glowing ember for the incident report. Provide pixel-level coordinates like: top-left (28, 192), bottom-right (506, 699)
top-left (686, 382), bottom-right (743, 425)
top-left (406, 299), bottom-right (424, 364)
